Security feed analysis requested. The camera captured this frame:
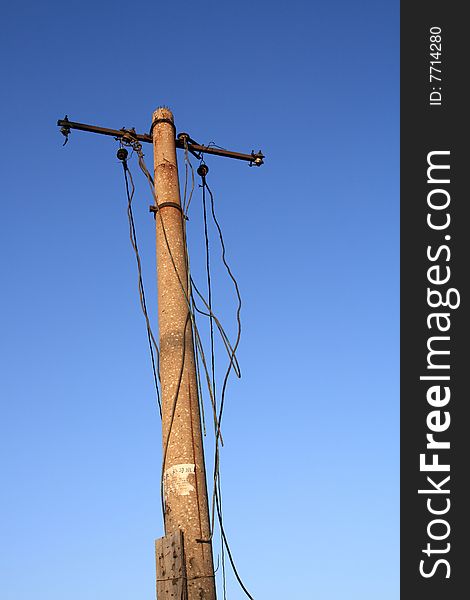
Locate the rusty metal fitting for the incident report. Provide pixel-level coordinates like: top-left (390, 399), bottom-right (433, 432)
top-left (60, 115), bottom-right (71, 145)
top-left (149, 203), bottom-right (188, 220)
top-left (150, 117), bottom-right (176, 135)
top-left (250, 150), bottom-right (264, 166)
top-left (177, 132), bottom-right (190, 143)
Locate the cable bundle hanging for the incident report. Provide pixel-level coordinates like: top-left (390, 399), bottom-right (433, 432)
top-left (117, 131), bottom-right (254, 600)
top-left (117, 146), bottom-right (161, 417)
top-left (196, 162), bottom-right (253, 600)
top-left (57, 110), bottom-right (264, 600)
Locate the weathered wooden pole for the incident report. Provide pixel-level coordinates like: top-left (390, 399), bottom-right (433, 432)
top-left (152, 107), bottom-right (216, 600)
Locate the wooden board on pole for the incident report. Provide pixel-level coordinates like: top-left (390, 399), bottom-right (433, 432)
top-left (156, 530), bottom-right (187, 599)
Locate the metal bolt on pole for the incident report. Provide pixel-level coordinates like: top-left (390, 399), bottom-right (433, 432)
top-left (152, 107), bottom-right (216, 600)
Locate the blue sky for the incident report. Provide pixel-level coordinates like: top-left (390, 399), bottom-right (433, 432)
top-left (0, 2), bottom-right (398, 599)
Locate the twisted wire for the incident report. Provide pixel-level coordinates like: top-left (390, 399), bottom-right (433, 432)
top-left (120, 157), bottom-right (161, 416)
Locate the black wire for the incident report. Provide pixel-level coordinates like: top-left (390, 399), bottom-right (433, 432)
top-left (217, 474), bottom-right (227, 600)
top-left (199, 170), bottom-right (253, 599)
top-left (121, 160), bottom-right (162, 417)
top-left (215, 486), bottom-right (255, 600)
top-left (160, 312), bottom-right (191, 518)
top-left (131, 147), bottom-right (217, 522)
top-left (137, 145), bottom-right (241, 385)
top-left (203, 177), bottom-right (242, 447)
top-left (192, 296), bottom-right (207, 437)
top-left (201, 179), bottom-right (217, 426)
top-left (190, 278), bottom-right (241, 379)
top-left (205, 175), bottom-right (251, 598)
top-left (183, 140), bottom-right (196, 214)
top-left (202, 176), bottom-right (228, 598)
top-left (133, 145), bottom-right (253, 598)
top-left (183, 145), bottom-right (208, 438)
top-left (201, 171), bottom-right (222, 571)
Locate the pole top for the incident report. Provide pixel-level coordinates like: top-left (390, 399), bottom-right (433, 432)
top-left (153, 106), bottom-right (174, 123)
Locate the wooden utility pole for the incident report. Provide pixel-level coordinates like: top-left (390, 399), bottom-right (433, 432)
top-left (152, 107), bottom-right (215, 599)
top-left (56, 110), bottom-right (264, 600)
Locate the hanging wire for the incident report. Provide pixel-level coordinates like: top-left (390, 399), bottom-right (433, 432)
top-left (133, 142), bottom-right (238, 436)
top-left (121, 133), bottom-right (254, 598)
top-left (215, 484), bottom-right (255, 600)
top-left (198, 164), bottom-right (227, 597)
top-left (196, 164), bottom-right (255, 600)
top-left (217, 476), bottom-right (227, 600)
top-left (198, 170), bottom-right (243, 533)
top-left (127, 141), bottom-right (223, 516)
top-left (119, 152), bottom-right (162, 417)
top-left (201, 165), bottom-right (217, 414)
top-left (160, 312), bottom-right (191, 518)
top-left (182, 138), bottom-right (196, 214)
top-left (204, 176), bottom-right (242, 442)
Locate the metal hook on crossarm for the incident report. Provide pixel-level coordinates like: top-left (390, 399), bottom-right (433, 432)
top-left (60, 115), bottom-right (71, 146)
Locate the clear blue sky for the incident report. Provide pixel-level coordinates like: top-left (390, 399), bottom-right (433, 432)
top-left (0, 2), bottom-right (398, 599)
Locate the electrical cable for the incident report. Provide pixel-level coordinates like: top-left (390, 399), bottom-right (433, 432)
top-left (129, 143), bottom-right (221, 520)
top-left (196, 166), bottom-right (254, 599)
top-left (217, 475), bottom-right (227, 600)
top-left (182, 138), bottom-right (196, 214)
top-left (134, 144), bottom-right (238, 436)
top-left (120, 156), bottom-right (162, 417)
top-left (126, 136), bottom-right (253, 598)
top-left (160, 312), bottom-right (191, 518)
top-left (204, 177), bottom-right (242, 444)
top-left (215, 485), bottom-right (255, 600)
top-left (118, 143), bottom-right (196, 522)
top-left (201, 170), bottom-right (217, 413)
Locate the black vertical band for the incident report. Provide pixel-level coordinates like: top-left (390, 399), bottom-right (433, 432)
top-left (401, 3), bottom-right (468, 598)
